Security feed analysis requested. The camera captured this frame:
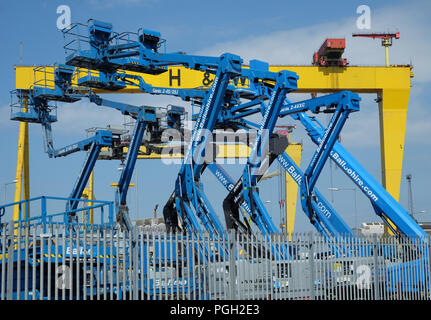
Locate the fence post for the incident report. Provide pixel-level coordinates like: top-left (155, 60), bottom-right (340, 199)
top-left (228, 229), bottom-right (236, 300)
top-left (309, 232), bottom-right (315, 300)
top-left (6, 222), bottom-right (14, 300)
top-left (428, 235), bottom-right (431, 300)
top-left (132, 226), bottom-right (139, 301)
top-left (41, 197), bottom-right (47, 234)
top-left (373, 234), bottom-right (380, 300)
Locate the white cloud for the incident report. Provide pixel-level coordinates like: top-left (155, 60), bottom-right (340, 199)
top-left (52, 100), bottom-right (124, 134)
top-left (195, 0), bottom-right (431, 83)
top-left (86, 0), bottom-right (157, 8)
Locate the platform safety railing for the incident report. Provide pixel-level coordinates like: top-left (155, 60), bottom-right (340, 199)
top-left (0, 196), bottom-right (115, 231)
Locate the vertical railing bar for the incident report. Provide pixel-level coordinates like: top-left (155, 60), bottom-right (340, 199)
top-left (221, 232), bottom-right (226, 300)
top-left (389, 236), bottom-right (394, 300)
top-left (396, 236), bottom-right (402, 300)
top-left (180, 233), bottom-right (185, 300)
top-left (338, 234), bottom-right (343, 301)
top-left (333, 234), bottom-right (339, 301)
top-left (32, 224), bottom-right (37, 300)
top-left (76, 225), bottom-right (80, 301)
top-left (25, 223), bottom-right (30, 301)
top-left (146, 232), bottom-right (151, 300)
top-left (17, 224), bottom-right (22, 300)
top-left (316, 234), bottom-right (321, 300)
top-left (109, 225), bottom-right (118, 300)
top-left (169, 230), bottom-right (174, 301)
top-left (123, 231), bottom-right (127, 300)
top-left (47, 225), bottom-right (52, 301)
top-left (248, 233), bottom-right (252, 300)
top-left (217, 231), bottom-right (221, 300)
top-left (83, 224), bottom-right (87, 301)
top-left (192, 233), bottom-right (197, 300)
top-left (139, 229), bottom-right (144, 300)
top-left (61, 225), bottom-right (66, 301)
top-left (207, 232), bottom-right (212, 300)
top-left (412, 236), bottom-right (417, 300)
top-left (419, 236), bottom-right (426, 300)
top-left (403, 236), bottom-right (409, 300)
top-left (323, 234), bottom-right (328, 300)
top-left (373, 234), bottom-right (379, 300)
top-left (428, 235), bottom-right (431, 300)
top-left (68, 225), bottom-right (73, 301)
top-left (1, 224), bottom-right (6, 300)
top-left (186, 233), bottom-right (191, 300)
top-left (388, 236), bottom-right (392, 300)
top-left (54, 224), bottom-right (58, 301)
top-left (202, 232), bottom-right (207, 300)
top-left (236, 232), bottom-right (240, 300)
top-left (240, 233), bottom-right (245, 300)
top-left (128, 228), bottom-right (132, 301)
top-left (347, 234), bottom-right (352, 301)
top-left (39, 224), bottom-right (44, 300)
top-left (313, 233), bottom-right (318, 301)
top-left (367, 236), bottom-right (372, 301)
top-left (286, 233), bottom-right (290, 301)
top-left (351, 234), bottom-right (355, 300)
top-left (217, 232), bottom-right (222, 300)
top-left (416, 236), bottom-right (422, 300)
top-left (90, 225), bottom-right (94, 301)
top-left (342, 235), bottom-right (347, 301)
top-left (412, 236), bottom-right (417, 301)
top-left (153, 232), bottom-right (157, 301)
top-left (405, 236), bottom-right (412, 300)
top-left (193, 232), bottom-right (199, 300)
top-left (6, 223), bottom-right (14, 300)
top-left (414, 236), bottom-right (419, 301)
top-left (357, 236), bottom-right (361, 300)
top-left (150, 231), bottom-right (157, 300)
top-left (419, 235), bottom-right (424, 300)
top-left (305, 232), bottom-right (309, 300)
top-left (104, 226), bottom-right (108, 300)
top-left (297, 233), bottom-right (302, 300)
top-left (97, 226), bottom-right (102, 300)
top-left (273, 234), bottom-right (278, 301)
top-left (114, 228), bottom-right (119, 300)
top-left (309, 232), bottom-right (315, 301)
top-left (157, 231), bottom-right (162, 301)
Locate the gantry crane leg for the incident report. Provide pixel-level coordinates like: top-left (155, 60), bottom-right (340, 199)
top-left (379, 88), bottom-right (410, 234)
top-left (12, 121), bottom-right (30, 232)
top-left (284, 143), bottom-right (302, 240)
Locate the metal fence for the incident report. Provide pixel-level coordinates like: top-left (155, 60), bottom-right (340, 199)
top-left (1, 222), bottom-right (430, 300)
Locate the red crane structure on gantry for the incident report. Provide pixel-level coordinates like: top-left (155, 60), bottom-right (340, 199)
top-left (352, 31), bottom-right (400, 66)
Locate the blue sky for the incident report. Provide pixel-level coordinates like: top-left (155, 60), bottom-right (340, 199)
top-left (0, 0), bottom-right (430, 232)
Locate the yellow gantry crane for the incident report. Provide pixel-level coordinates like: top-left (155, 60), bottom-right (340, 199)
top-left (12, 60), bottom-right (413, 235)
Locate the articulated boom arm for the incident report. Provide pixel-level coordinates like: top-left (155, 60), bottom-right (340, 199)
top-left (113, 106), bottom-right (156, 232)
top-left (169, 53), bottom-right (243, 237)
top-left (239, 71), bottom-right (298, 236)
top-left (297, 112), bottom-right (427, 238)
top-left (276, 152), bottom-right (354, 236)
top-left (292, 92), bottom-right (360, 226)
top-left (66, 130), bottom-right (113, 222)
top-left (214, 89), bottom-right (358, 237)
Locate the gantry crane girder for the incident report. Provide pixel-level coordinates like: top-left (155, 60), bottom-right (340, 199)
top-left (15, 64), bottom-right (413, 200)
top-left (14, 64), bottom-right (413, 235)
